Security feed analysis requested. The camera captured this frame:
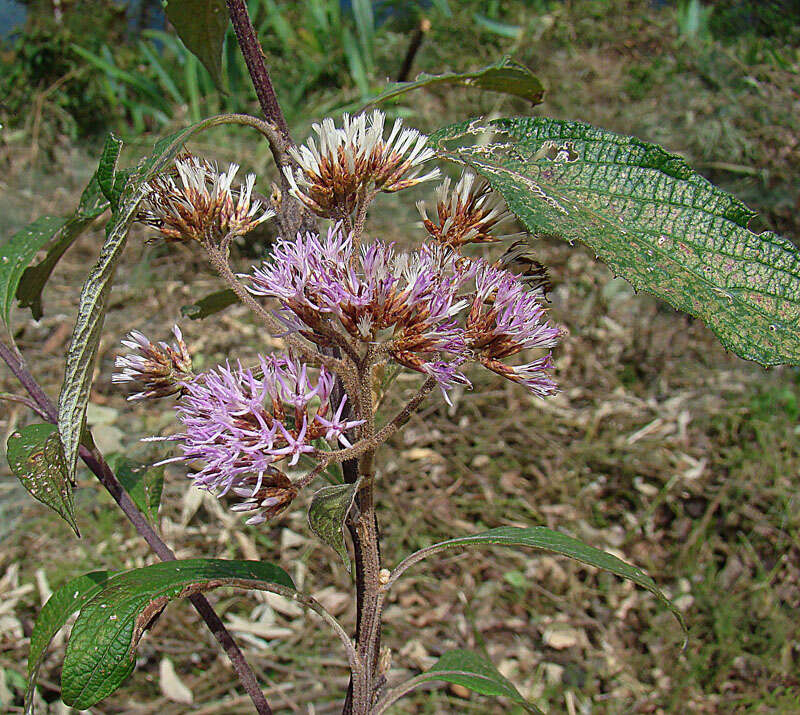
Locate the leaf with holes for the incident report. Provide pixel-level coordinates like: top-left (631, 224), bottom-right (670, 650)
top-left (6, 424), bottom-right (79, 537)
top-left (24, 571), bottom-right (116, 714)
top-left (307, 479), bottom-right (362, 570)
top-left (432, 116), bottom-right (800, 367)
top-left (165, 0), bottom-right (228, 90)
top-left (377, 649), bottom-right (540, 714)
top-left (108, 456), bottom-right (164, 524)
top-left (181, 288), bottom-right (238, 320)
top-left (393, 526), bottom-right (685, 636)
top-left (61, 559), bottom-right (294, 709)
top-left (363, 57), bottom-right (544, 110)
top-left (57, 117), bottom-right (231, 485)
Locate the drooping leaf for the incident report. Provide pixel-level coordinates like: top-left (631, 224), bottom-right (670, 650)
top-left (6, 424), bottom-right (79, 537)
top-left (380, 649), bottom-right (540, 714)
top-left (180, 288), bottom-right (238, 320)
top-left (362, 57), bottom-right (544, 111)
top-left (108, 456), bottom-right (164, 524)
top-left (57, 117), bottom-right (230, 485)
top-left (165, 0), bottom-right (228, 91)
top-left (394, 526), bottom-right (685, 635)
top-left (432, 116), bottom-right (800, 367)
top-left (1, 217), bottom-right (66, 333)
top-left (24, 571), bottom-right (116, 714)
top-left (307, 479), bottom-right (362, 570)
top-left (61, 559), bottom-right (294, 709)
top-left (16, 172), bottom-right (110, 321)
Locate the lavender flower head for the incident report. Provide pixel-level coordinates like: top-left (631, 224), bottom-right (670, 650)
top-left (155, 354), bottom-right (363, 524)
top-left (466, 261), bottom-right (561, 396)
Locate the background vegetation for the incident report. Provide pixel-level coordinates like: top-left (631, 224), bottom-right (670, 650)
top-left (1, 0), bottom-right (799, 711)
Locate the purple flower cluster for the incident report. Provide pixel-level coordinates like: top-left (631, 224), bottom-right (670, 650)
top-left (247, 226), bottom-right (472, 393)
top-left (155, 354), bottom-right (362, 523)
top-left (246, 225), bottom-right (560, 398)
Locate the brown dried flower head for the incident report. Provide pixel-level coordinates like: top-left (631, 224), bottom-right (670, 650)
top-left (283, 110), bottom-right (440, 218)
top-left (113, 325), bottom-right (193, 401)
top-left (417, 170), bottom-right (517, 249)
top-left (229, 469), bottom-right (299, 525)
top-left (138, 155), bottom-right (273, 244)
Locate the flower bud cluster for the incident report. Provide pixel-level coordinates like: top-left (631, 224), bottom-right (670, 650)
top-left (112, 325), bottom-right (193, 401)
top-left (417, 171), bottom-right (517, 249)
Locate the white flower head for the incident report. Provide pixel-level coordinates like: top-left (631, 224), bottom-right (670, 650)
top-left (284, 110), bottom-right (440, 218)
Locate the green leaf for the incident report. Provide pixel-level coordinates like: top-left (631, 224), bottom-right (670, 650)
top-left (165, 0), bottom-right (228, 91)
top-left (307, 479), bottom-right (362, 570)
top-left (95, 133), bottom-right (124, 206)
top-left (432, 116), bottom-right (800, 367)
top-left (57, 117), bottom-right (228, 485)
top-left (1, 217), bottom-right (66, 333)
top-left (417, 649), bottom-right (537, 712)
top-left (6, 424), bottom-right (79, 537)
top-left (108, 456), bottom-right (164, 524)
top-left (24, 571), bottom-right (116, 715)
top-left (180, 288), bottom-right (238, 320)
top-left (396, 526), bottom-right (685, 635)
top-left (16, 173), bottom-right (110, 321)
top-left (61, 559), bottom-right (294, 709)
top-left (362, 57), bottom-right (544, 110)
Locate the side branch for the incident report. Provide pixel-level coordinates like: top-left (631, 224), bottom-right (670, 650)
top-left (321, 377), bottom-right (437, 465)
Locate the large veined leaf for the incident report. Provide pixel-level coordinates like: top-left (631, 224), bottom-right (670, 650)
top-left (362, 57), bottom-right (544, 110)
top-left (6, 424), bottom-right (79, 537)
top-left (24, 570), bottom-right (116, 714)
top-left (165, 0), bottom-right (228, 91)
top-left (375, 649), bottom-right (541, 714)
top-left (57, 117), bottom-right (230, 485)
top-left (16, 169), bottom-right (111, 321)
top-left (390, 526), bottom-right (684, 634)
top-left (432, 117), bottom-right (800, 367)
top-left (61, 559), bottom-right (294, 709)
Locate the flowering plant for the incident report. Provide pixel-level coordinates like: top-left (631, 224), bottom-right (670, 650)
top-left (3, 2), bottom-right (798, 713)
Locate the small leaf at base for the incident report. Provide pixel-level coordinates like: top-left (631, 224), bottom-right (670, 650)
top-left (307, 479), bottom-right (362, 570)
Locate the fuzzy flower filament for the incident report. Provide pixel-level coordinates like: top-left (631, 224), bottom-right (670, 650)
top-left (138, 155), bottom-right (273, 244)
top-left (247, 227), bottom-right (472, 395)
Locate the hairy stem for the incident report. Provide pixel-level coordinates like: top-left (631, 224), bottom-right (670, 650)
top-left (0, 339), bottom-right (273, 715)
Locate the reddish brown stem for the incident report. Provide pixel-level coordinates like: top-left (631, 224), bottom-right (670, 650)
top-left (0, 339), bottom-right (272, 715)
top-left (225, 0), bottom-right (289, 140)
